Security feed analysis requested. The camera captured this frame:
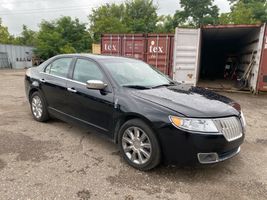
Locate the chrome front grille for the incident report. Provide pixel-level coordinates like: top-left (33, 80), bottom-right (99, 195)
top-left (213, 117), bottom-right (243, 142)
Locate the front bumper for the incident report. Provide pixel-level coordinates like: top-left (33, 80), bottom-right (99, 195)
top-left (156, 125), bottom-right (244, 165)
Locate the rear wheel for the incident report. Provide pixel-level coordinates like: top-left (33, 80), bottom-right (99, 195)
top-left (118, 119), bottom-right (161, 171)
top-left (30, 91), bottom-right (49, 122)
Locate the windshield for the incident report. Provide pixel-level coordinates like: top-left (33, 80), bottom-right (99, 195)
top-left (100, 59), bottom-right (173, 88)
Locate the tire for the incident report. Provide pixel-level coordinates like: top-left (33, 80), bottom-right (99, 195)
top-left (30, 91), bottom-right (50, 122)
top-left (118, 119), bottom-right (161, 171)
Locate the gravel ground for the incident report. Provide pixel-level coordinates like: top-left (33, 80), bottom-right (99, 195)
top-left (0, 69), bottom-right (266, 200)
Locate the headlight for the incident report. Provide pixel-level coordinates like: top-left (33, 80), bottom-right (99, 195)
top-left (240, 111), bottom-right (246, 127)
top-left (169, 116), bottom-right (219, 133)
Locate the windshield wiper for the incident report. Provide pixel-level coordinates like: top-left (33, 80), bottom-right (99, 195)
top-left (122, 85), bottom-right (151, 90)
top-left (151, 82), bottom-right (176, 89)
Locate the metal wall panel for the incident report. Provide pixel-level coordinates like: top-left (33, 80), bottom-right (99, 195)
top-left (0, 52), bottom-right (10, 68)
top-left (0, 44), bottom-right (34, 69)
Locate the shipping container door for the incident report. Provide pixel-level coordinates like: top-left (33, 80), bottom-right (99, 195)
top-left (101, 34), bottom-right (122, 55)
top-left (173, 28), bottom-right (201, 85)
top-left (121, 34), bottom-right (146, 61)
top-left (146, 34), bottom-right (173, 75)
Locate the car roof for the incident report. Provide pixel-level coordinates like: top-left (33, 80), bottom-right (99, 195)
top-left (53, 53), bottom-right (141, 62)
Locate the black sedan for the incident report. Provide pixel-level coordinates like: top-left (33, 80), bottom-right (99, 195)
top-left (25, 54), bottom-right (245, 170)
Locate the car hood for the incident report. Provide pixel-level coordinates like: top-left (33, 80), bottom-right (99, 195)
top-left (130, 85), bottom-right (240, 118)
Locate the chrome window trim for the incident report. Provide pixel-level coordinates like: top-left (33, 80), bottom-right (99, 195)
top-left (40, 71), bottom-right (86, 86)
top-left (40, 56), bottom-right (115, 92)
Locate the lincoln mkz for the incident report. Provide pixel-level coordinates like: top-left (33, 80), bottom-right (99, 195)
top-left (25, 54), bottom-right (245, 170)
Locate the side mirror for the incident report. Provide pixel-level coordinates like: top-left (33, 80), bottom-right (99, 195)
top-left (86, 80), bottom-right (107, 90)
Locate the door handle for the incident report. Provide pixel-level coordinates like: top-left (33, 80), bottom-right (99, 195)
top-left (39, 78), bottom-right (46, 83)
top-left (67, 87), bottom-right (77, 93)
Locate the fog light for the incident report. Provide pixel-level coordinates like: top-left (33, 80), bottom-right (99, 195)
top-left (197, 152), bottom-right (219, 164)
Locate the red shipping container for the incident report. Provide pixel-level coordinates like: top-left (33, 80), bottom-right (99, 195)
top-left (101, 33), bottom-right (174, 77)
top-left (146, 34), bottom-right (174, 76)
top-left (121, 34), bottom-right (146, 61)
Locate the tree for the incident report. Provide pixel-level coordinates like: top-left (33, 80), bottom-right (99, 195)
top-left (124, 0), bottom-right (158, 33)
top-left (174, 0), bottom-right (219, 27)
top-left (0, 18), bottom-right (13, 44)
top-left (55, 17), bottom-right (92, 53)
top-left (219, 0), bottom-right (267, 24)
top-left (17, 25), bottom-right (37, 46)
top-left (89, 3), bottom-right (128, 42)
top-left (89, 1), bottom-right (159, 40)
top-left (35, 17), bottom-right (92, 59)
top-left (156, 15), bottom-right (175, 33)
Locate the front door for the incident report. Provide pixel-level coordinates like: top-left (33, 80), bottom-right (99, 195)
top-left (65, 58), bottom-right (114, 134)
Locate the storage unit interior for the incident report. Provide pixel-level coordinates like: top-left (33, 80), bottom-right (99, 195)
top-left (198, 26), bottom-right (262, 90)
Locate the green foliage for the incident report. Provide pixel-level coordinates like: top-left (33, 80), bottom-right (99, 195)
top-left (89, 0), bottom-right (160, 41)
top-left (34, 17), bottom-right (92, 59)
top-left (219, 0), bottom-right (267, 24)
top-left (174, 0), bottom-right (219, 27)
top-left (124, 0), bottom-right (158, 33)
top-left (60, 43), bottom-right (77, 54)
top-left (156, 15), bottom-right (175, 33)
top-left (16, 25), bottom-right (37, 46)
top-left (89, 3), bottom-right (128, 42)
top-left (0, 18), bottom-right (15, 44)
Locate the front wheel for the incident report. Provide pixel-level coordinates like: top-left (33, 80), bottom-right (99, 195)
top-left (118, 119), bottom-right (161, 171)
top-left (30, 91), bottom-right (49, 122)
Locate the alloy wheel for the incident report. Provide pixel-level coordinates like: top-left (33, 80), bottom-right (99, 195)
top-left (122, 126), bottom-right (152, 165)
top-left (31, 95), bottom-right (43, 119)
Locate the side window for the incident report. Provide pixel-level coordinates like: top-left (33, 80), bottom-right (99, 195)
top-left (73, 59), bottom-right (104, 83)
top-left (45, 58), bottom-right (72, 78)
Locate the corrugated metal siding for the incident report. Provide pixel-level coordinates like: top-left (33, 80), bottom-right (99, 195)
top-left (0, 52), bottom-right (10, 68)
top-left (146, 34), bottom-right (173, 75)
top-left (258, 25), bottom-right (267, 92)
top-left (101, 34), bottom-right (174, 76)
top-left (0, 44), bottom-right (34, 69)
top-left (101, 34), bottom-right (122, 55)
top-left (121, 34), bottom-right (146, 61)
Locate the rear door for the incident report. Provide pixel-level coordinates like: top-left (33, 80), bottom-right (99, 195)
top-left (65, 58), bottom-right (114, 134)
top-left (173, 28), bottom-right (201, 85)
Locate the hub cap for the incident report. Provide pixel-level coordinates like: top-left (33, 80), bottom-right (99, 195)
top-left (122, 127), bottom-right (152, 165)
top-left (31, 96), bottom-right (43, 119)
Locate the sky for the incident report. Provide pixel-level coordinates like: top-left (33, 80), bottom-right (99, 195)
top-left (0, 0), bottom-right (231, 35)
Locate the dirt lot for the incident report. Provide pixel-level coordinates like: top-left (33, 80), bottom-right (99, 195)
top-left (0, 69), bottom-right (266, 200)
